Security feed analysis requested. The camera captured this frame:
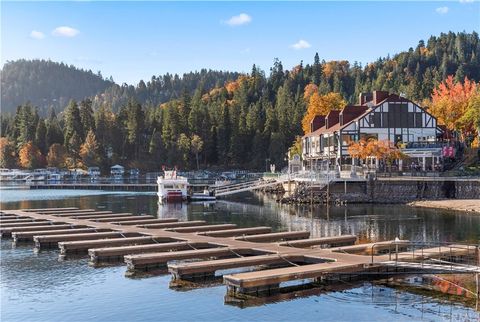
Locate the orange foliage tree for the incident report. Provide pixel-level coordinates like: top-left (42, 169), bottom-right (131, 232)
top-left (348, 139), bottom-right (406, 168)
top-left (303, 84), bottom-right (318, 102)
top-left (429, 76), bottom-right (478, 139)
top-left (19, 141), bottom-right (44, 169)
top-left (301, 92), bottom-right (347, 134)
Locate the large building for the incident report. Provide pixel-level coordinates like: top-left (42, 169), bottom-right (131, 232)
top-left (302, 91), bottom-right (445, 171)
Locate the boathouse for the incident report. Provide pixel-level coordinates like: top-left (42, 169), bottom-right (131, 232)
top-left (110, 165), bottom-right (125, 178)
top-left (302, 91), bottom-right (445, 171)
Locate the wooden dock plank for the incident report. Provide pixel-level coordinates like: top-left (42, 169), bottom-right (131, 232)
top-left (94, 215), bottom-right (154, 222)
top-left (88, 241), bottom-right (215, 262)
top-left (113, 218), bottom-right (179, 225)
top-left (1, 224), bottom-right (87, 238)
top-left (52, 211), bottom-right (114, 217)
top-left (169, 254), bottom-right (304, 279)
top-left (0, 218), bottom-right (47, 224)
top-left (140, 221), bottom-right (207, 229)
top-left (21, 207), bottom-right (79, 212)
top-left (235, 231), bottom-right (310, 243)
top-left (59, 236), bottom-right (165, 254)
top-left (124, 247), bottom-right (244, 271)
top-left (0, 221), bottom-right (62, 228)
top-left (0, 216), bottom-right (30, 221)
top-left (34, 232), bottom-right (142, 249)
top-left (200, 227), bottom-right (272, 237)
top-left (36, 209), bottom-right (97, 214)
top-left (13, 228), bottom-right (112, 242)
top-left (278, 235), bottom-right (357, 248)
top-left (166, 224), bottom-right (237, 233)
top-left (223, 261), bottom-right (365, 289)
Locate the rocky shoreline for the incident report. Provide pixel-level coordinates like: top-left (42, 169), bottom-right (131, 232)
top-left (258, 179), bottom-right (480, 208)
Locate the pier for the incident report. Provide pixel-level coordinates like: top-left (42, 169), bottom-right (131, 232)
top-left (1, 207), bottom-right (478, 302)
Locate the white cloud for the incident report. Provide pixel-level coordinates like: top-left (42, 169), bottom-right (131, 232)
top-left (240, 48), bottom-right (251, 54)
top-left (52, 26), bottom-right (80, 37)
top-left (435, 6), bottom-right (449, 14)
top-left (291, 39), bottom-right (311, 50)
top-left (224, 13), bottom-right (252, 26)
top-left (459, 0), bottom-right (474, 3)
top-left (30, 30), bottom-right (45, 40)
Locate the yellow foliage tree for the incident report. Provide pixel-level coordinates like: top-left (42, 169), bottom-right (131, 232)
top-left (301, 92), bottom-right (347, 134)
top-left (80, 130), bottom-right (100, 167)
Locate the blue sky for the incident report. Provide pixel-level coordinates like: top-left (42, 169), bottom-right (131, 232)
top-left (2, 1), bottom-right (479, 84)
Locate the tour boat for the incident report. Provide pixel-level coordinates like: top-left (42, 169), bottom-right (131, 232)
top-left (157, 170), bottom-right (188, 203)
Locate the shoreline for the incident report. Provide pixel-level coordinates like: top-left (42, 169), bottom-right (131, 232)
top-left (408, 199), bottom-right (480, 213)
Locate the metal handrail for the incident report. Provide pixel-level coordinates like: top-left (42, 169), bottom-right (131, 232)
top-left (369, 241), bottom-right (479, 265)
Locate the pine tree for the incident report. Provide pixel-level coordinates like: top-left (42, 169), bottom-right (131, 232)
top-left (64, 100), bottom-right (83, 150)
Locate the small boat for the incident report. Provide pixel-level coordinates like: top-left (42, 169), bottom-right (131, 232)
top-left (189, 189), bottom-right (216, 202)
top-left (157, 170), bottom-right (188, 204)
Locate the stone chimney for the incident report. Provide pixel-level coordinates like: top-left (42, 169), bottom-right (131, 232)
top-left (358, 93), bottom-right (373, 105)
top-left (372, 91), bottom-right (390, 105)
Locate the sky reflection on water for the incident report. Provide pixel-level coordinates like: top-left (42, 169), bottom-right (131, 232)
top-left (1, 190), bottom-right (479, 321)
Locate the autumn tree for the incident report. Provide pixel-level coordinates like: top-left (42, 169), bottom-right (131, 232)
top-left (0, 137), bottom-right (17, 168)
top-left (459, 88), bottom-right (480, 146)
top-left (348, 139), bottom-right (406, 169)
top-left (19, 141), bottom-right (44, 169)
top-left (429, 76), bottom-right (478, 140)
top-left (190, 134), bottom-right (204, 170)
top-left (302, 92), bottom-right (347, 133)
top-left (47, 143), bottom-right (67, 168)
top-left (80, 130), bottom-right (100, 167)
top-left (288, 136), bottom-right (302, 158)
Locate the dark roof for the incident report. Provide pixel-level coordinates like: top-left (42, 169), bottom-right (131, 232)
top-left (303, 94), bottom-right (428, 139)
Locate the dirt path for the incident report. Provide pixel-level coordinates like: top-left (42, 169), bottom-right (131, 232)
top-left (409, 199), bottom-right (480, 213)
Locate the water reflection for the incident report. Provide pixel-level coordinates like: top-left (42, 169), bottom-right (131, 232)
top-left (1, 190), bottom-right (480, 321)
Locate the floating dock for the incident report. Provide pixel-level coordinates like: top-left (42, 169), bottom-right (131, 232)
top-left (1, 207), bottom-right (478, 303)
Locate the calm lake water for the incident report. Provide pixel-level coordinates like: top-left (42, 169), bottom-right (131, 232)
top-left (1, 189), bottom-right (479, 321)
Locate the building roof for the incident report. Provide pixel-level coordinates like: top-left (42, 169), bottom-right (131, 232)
top-left (302, 93), bottom-right (426, 139)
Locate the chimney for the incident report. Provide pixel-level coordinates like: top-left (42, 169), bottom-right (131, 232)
top-left (358, 92), bottom-right (373, 105)
top-left (373, 91), bottom-right (389, 105)
top-left (310, 115), bottom-right (325, 132)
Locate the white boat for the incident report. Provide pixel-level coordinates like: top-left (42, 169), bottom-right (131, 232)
top-left (189, 189), bottom-right (216, 202)
top-left (157, 170), bottom-right (188, 203)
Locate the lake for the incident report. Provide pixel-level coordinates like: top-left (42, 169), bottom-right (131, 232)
top-left (1, 189), bottom-right (479, 321)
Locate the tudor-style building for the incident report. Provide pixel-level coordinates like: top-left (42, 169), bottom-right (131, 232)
top-left (302, 91), bottom-right (445, 171)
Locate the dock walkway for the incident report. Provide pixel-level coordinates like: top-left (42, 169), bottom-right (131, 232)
top-left (1, 207), bottom-right (478, 300)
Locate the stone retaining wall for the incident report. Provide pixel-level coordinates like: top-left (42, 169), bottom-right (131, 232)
top-left (280, 179), bottom-right (480, 204)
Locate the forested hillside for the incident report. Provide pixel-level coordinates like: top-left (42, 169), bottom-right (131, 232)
top-left (0, 31), bottom-right (479, 171)
top-left (0, 59), bottom-right (114, 114)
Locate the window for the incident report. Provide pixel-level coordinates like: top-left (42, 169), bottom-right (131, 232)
top-left (415, 113), bottom-right (423, 127)
top-left (360, 133), bottom-right (378, 141)
top-left (341, 134), bottom-right (357, 146)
